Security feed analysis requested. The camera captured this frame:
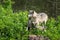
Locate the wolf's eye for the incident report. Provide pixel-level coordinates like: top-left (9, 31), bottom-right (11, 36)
top-left (33, 17), bottom-right (36, 19)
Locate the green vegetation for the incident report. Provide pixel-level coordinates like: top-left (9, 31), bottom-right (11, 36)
top-left (0, 0), bottom-right (60, 40)
top-left (0, 4), bottom-right (28, 40)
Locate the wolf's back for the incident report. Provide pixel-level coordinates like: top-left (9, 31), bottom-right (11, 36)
top-left (38, 13), bottom-right (48, 21)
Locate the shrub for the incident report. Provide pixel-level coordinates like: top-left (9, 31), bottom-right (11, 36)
top-left (0, 1), bottom-right (28, 40)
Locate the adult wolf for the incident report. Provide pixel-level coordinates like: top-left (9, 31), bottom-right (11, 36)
top-left (28, 10), bottom-right (48, 30)
top-left (31, 11), bottom-right (48, 26)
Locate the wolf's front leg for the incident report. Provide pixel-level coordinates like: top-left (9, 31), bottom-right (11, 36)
top-left (44, 20), bottom-right (47, 25)
top-left (36, 22), bottom-right (39, 26)
top-left (35, 22), bottom-right (40, 28)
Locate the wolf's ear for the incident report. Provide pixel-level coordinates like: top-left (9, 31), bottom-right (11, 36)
top-left (34, 11), bottom-right (37, 14)
top-left (33, 11), bottom-right (37, 16)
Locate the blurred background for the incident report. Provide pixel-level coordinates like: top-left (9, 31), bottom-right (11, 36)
top-left (1, 0), bottom-right (60, 17)
top-left (11, 0), bottom-right (60, 17)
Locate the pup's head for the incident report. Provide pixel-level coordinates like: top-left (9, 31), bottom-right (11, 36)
top-left (29, 35), bottom-right (38, 40)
